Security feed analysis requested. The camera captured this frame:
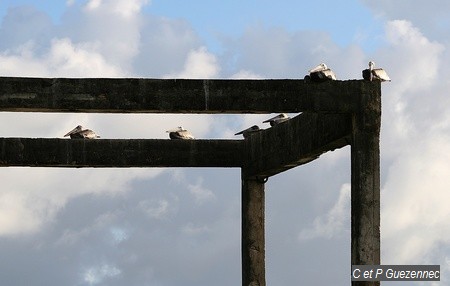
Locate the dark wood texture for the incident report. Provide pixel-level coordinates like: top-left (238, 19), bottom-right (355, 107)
top-left (0, 138), bottom-right (243, 168)
top-left (0, 77), bottom-right (368, 113)
top-left (244, 112), bottom-right (352, 178)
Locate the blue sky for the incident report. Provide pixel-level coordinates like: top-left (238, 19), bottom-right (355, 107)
top-left (1, 0), bottom-right (450, 285)
top-left (146, 0), bottom-right (382, 50)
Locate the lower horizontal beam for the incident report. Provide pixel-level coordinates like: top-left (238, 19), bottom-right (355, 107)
top-left (245, 112), bottom-right (352, 177)
top-left (0, 138), bottom-right (243, 168)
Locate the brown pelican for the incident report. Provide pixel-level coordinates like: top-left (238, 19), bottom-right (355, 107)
top-left (234, 125), bottom-right (261, 138)
top-left (363, 61), bottom-right (391, 82)
top-left (166, 127), bottom-right (195, 140)
top-left (305, 63), bottom-right (337, 82)
top-left (64, 125), bottom-right (100, 139)
top-left (263, 113), bottom-right (290, 126)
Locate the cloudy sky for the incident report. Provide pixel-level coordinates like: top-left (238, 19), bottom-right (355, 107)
top-left (1, 0), bottom-right (450, 285)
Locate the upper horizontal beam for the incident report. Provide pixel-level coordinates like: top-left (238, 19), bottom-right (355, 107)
top-left (0, 138), bottom-right (243, 168)
top-left (245, 112), bottom-right (352, 177)
top-left (0, 77), bottom-right (376, 113)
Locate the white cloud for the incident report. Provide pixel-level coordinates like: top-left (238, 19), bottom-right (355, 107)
top-left (381, 134), bottom-right (450, 263)
top-left (1, 1), bottom-right (450, 285)
top-left (375, 20), bottom-right (450, 267)
top-left (85, 0), bottom-right (102, 11)
top-left (85, 0), bottom-right (149, 18)
top-left (83, 264), bottom-right (121, 285)
top-left (298, 183), bottom-right (350, 240)
top-left (0, 168), bottom-right (162, 236)
top-left (139, 199), bottom-right (170, 219)
top-left (187, 177), bottom-right (216, 205)
top-left (361, 0), bottom-right (450, 39)
top-left (382, 20), bottom-right (444, 92)
top-left (0, 38), bottom-right (123, 77)
top-left (182, 222), bottom-right (210, 235)
top-left (165, 47), bottom-right (220, 79)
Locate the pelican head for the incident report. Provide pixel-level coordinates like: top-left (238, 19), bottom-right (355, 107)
top-left (64, 125), bottom-right (83, 137)
top-left (368, 61), bottom-right (375, 70)
top-left (166, 126), bottom-right (183, 133)
top-left (263, 113), bottom-right (289, 124)
top-left (235, 125), bottom-right (260, 136)
top-left (277, 113), bottom-right (288, 119)
top-left (309, 63), bottom-right (328, 73)
top-left (248, 125), bottom-right (260, 131)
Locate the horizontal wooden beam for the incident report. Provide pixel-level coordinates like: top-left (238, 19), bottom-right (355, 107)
top-left (0, 138), bottom-right (243, 168)
top-left (245, 112), bottom-right (352, 177)
top-left (0, 77), bottom-right (376, 113)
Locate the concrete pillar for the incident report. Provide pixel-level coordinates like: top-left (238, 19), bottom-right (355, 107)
top-left (241, 170), bottom-right (266, 286)
top-left (351, 84), bottom-right (381, 286)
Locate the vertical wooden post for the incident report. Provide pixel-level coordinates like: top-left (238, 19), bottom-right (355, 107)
top-left (351, 82), bottom-right (381, 286)
top-left (241, 169), bottom-right (266, 286)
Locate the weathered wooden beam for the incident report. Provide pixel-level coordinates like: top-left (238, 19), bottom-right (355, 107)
top-left (0, 138), bottom-right (243, 168)
top-left (351, 82), bottom-right (381, 286)
top-left (241, 169), bottom-right (266, 286)
top-left (0, 77), bottom-right (372, 113)
top-left (244, 112), bottom-right (352, 178)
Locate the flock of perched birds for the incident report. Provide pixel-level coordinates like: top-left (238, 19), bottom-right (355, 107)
top-left (64, 61), bottom-right (390, 140)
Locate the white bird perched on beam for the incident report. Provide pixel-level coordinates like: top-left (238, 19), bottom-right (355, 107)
top-left (363, 61), bottom-right (391, 82)
top-left (305, 63), bottom-right (337, 82)
top-left (64, 125), bottom-right (100, 139)
top-left (263, 113), bottom-right (290, 126)
top-left (166, 126), bottom-right (195, 140)
top-left (235, 125), bottom-right (261, 138)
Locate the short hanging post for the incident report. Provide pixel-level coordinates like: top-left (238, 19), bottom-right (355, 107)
top-left (241, 169), bottom-right (266, 286)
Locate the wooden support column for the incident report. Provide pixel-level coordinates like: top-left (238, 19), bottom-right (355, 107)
top-left (241, 169), bottom-right (266, 286)
top-left (351, 82), bottom-right (381, 286)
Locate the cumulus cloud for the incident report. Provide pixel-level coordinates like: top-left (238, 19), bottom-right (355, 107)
top-left (187, 178), bottom-right (217, 205)
top-left (0, 0), bottom-right (217, 239)
top-left (361, 0), bottom-right (450, 39)
top-left (0, 37), bottom-right (123, 77)
top-left (83, 263), bottom-right (121, 285)
top-left (164, 46), bottom-right (220, 78)
top-left (1, 0), bottom-right (450, 285)
top-left (298, 184), bottom-right (350, 241)
top-left (0, 168), bottom-right (162, 236)
top-left (138, 199), bottom-right (170, 219)
top-left (376, 20), bottom-right (450, 271)
top-left (222, 25), bottom-right (367, 79)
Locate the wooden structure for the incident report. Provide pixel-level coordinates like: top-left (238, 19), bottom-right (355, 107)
top-left (0, 77), bottom-right (381, 285)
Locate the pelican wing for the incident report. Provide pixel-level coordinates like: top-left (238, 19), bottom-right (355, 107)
top-left (263, 113), bottom-right (286, 123)
top-left (321, 69), bottom-right (336, 80)
top-left (263, 113), bottom-right (290, 126)
top-left (64, 125), bottom-right (99, 139)
top-left (309, 63), bottom-right (327, 73)
top-left (64, 125), bottom-right (83, 137)
top-left (177, 130), bottom-right (195, 139)
top-left (79, 129), bottom-right (100, 139)
top-left (372, 69), bottom-right (391, 81)
top-left (235, 125), bottom-right (260, 138)
top-left (169, 130), bottom-right (194, 139)
top-left (308, 63), bottom-right (336, 82)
